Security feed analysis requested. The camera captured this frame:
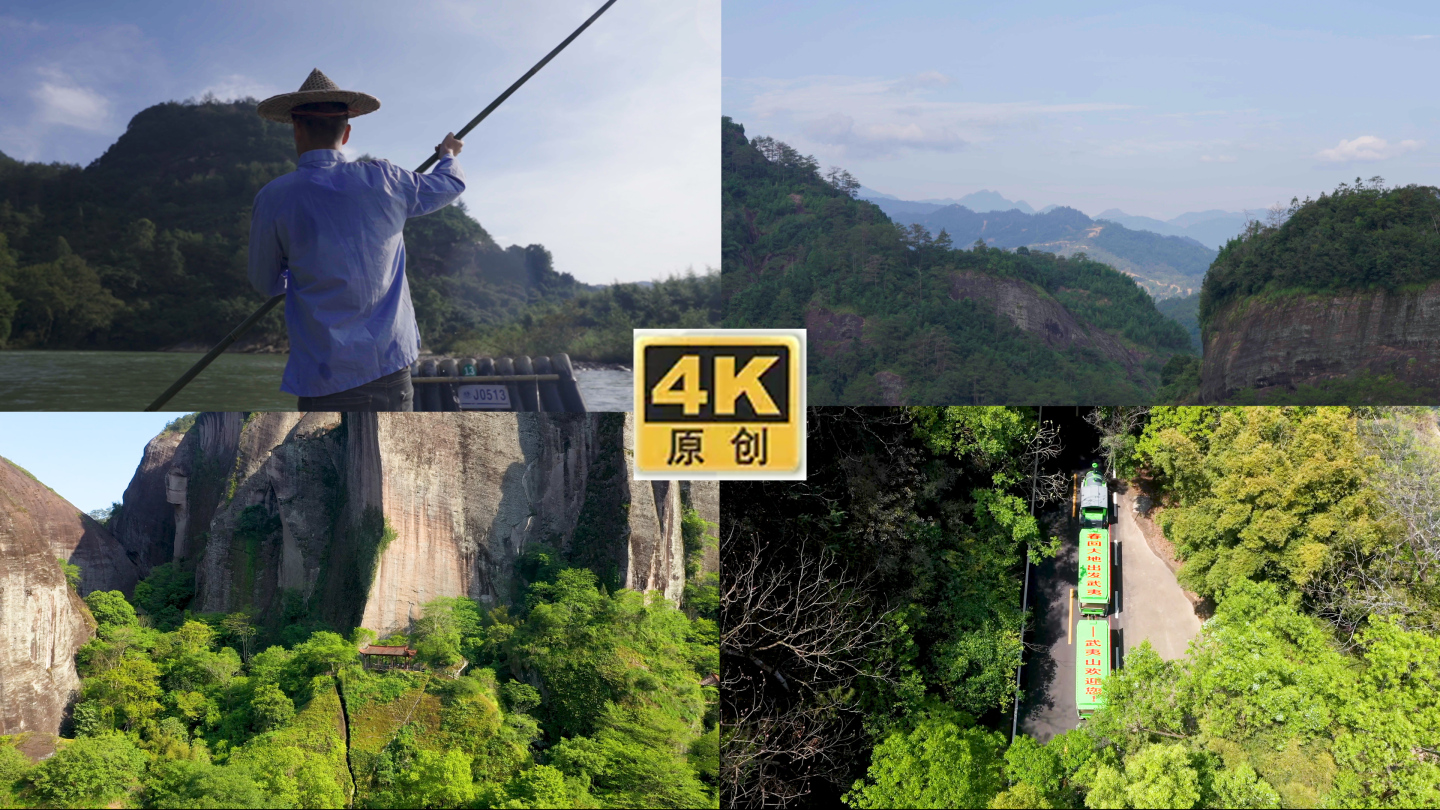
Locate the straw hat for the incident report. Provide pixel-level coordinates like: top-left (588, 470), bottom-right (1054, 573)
top-left (256, 68), bottom-right (380, 123)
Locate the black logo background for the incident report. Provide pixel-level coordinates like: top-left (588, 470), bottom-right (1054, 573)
top-left (643, 345), bottom-right (790, 423)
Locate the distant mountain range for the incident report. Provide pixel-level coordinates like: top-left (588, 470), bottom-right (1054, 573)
top-left (862, 195), bottom-right (1216, 299)
top-left (860, 187), bottom-right (1256, 251)
top-left (859, 187), bottom-right (1036, 214)
top-left (1095, 209), bottom-right (1257, 251)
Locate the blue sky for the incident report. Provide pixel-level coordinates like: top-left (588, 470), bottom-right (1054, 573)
top-left (0, 0), bottom-right (719, 284)
top-left (0, 413), bottom-right (180, 513)
top-left (723, 0), bottom-right (1440, 219)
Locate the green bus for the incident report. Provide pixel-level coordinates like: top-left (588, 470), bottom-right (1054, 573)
top-left (1080, 463), bottom-right (1109, 526)
top-left (1076, 618), bottom-right (1110, 719)
top-left (1078, 524), bottom-right (1111, 616)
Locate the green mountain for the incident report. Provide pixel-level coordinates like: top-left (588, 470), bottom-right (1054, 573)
top-left (1196, 179), bottom-right (1440, 403)
top-left (0, 99), bottom-right (586, 352)
top-left (1199, 179), bottom-right (1440, 327)
top-left (722, 117), bottom-right (1192, 404)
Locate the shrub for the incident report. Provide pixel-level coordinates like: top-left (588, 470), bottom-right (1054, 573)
top-left (30, 732), bottom-right (148, 805)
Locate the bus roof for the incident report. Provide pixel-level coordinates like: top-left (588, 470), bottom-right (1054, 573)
top-left (1078, 526), bottom-right (1110, 609)
top-left (1076, 618), bottom-right (1110, 715)
top-left (1080, 470), bottom-right (1107, 511)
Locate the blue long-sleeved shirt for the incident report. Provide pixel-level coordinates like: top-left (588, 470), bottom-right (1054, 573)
top-left (248, 149), bottom-right (465, 397)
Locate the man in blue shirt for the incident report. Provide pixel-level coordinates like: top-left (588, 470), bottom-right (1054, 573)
top-left (249, 69), bottom-right (466, 410)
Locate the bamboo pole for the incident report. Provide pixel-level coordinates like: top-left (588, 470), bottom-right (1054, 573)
top-left (144, 0), bottom-right (620, 411)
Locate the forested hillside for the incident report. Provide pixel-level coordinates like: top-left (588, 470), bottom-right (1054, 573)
top-left (1155, 292), bottom-right (1200, 352)
top-left (1199, 178), bottom-right (1440, 329)
top-left (722, 406), bottom-right (1440, 809)
top-left (722, 118), bottom-right (1192, 404)
top-left (0, 548), bottom-right (718, 807)
top-left (0, 99), bottom-right (589, 353)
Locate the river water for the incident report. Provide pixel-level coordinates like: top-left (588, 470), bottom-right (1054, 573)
top-left (0, 351), bottom-right (633, 413)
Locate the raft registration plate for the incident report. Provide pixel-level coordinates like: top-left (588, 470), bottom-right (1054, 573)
top-left (633, 329), bottom-right (805, 480)
top-left (458, 385), bottom-right (510, 410)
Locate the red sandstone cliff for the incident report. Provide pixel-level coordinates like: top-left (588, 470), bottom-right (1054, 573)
top-left (0, 457), bottom-right (97, 737)
top-left (185, 413), bottom-right (697, 637)
top-left (1200, 280), bottom-right (1440, 402)
top-left (0, 457), bottom-right (136, 596)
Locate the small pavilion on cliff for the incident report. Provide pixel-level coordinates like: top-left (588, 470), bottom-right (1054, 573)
top-left (359, 644), bottom-right (419, 671)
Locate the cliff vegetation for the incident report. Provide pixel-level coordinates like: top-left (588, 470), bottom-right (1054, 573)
top-left (449, 268), bottom-right (720, 365)
top-left (0, 99), bottom-right (603, 354)
top-left (1199, 178), bottom-right (1440, 329)
top-left (0, 560), bottom-right (717, 808)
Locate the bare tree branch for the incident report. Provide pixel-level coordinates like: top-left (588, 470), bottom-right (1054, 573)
top-left (1307, 411), bottom-right (1440, 643)
top-left (721, 525), bottom-right (895, 808)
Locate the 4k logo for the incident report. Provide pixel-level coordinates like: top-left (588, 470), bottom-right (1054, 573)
top-left (634, 330), bottom-right (805, 479)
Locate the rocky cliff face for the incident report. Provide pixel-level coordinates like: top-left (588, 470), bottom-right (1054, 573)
top-left (0, 457), bottom-right (137, 596)
top-left (950, 271), bottom-right (1146, 377)
top-left (177, 412), bottom-right (694, 637)
top-left (1200, 281), bottom-right (1440, 401)
top-left (110, 430), bottom-right (184, 577)
top-left (110, 413), bottom-right (302, 579)
top-left (0, 457), bottom-right (97, 736)
top-left (683, 480), bottom-right (720, 574)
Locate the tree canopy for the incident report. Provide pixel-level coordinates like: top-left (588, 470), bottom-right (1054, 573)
top-left (1199, 179), bottom-right (1440, 329)
top-left (15, 553), bottom-right (715, 808)
top-left (725, 405), bottom-right (1440, 810)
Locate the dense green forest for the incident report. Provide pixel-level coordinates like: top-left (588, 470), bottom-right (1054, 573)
top-left (0, 510), bottom-right (719, 808)
top-left (722, 118), bottom-right (1192, 404)
top-left (1154, 293), bottom-right (1200, 353)
top-left (722, 406), bottom-right (1440, 809)
top-left (0, 99), bottom-right (712, 359)
top-left (1198, 178), bottom-right (1440, 329)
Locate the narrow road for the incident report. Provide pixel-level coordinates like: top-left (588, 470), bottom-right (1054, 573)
top-left (1019, 478), bottom-right (1203, 743)
top-left (1114, 491), bottom-right (1201, 660)
top-left (1017, 512), bottom-right (1079, 743)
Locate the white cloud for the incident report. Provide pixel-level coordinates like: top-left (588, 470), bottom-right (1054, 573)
top-left (741, 73), bottom-right (1130, 159)
top-left (0, 16), bottom-right (44, 32)
top-left (0, 22), bottom-right (165, 160)
top-left (889, 71), bottom-right (953, 93)
top-left (30, 69), bottom-right (111, 131)
top-left (197, 74), bottom-right (282, 103)
top-left (1200, 154), bottom-right (1237, 163)
top-left (437, 0), bottom-right (719, 283)
top-left (799, 111), bottom-right (967, 154)
top-left (1315, 135), bottom-right (1423, 163)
